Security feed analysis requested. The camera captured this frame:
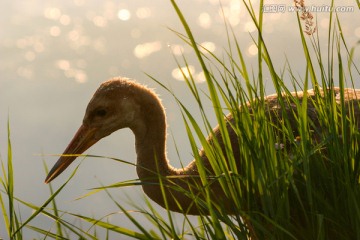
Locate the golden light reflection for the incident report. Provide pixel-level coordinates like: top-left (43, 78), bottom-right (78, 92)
top-left (74, 70), bottom-right (87, 83)
top-left (56, 59), bottom-right (88, 83)
top-left (68, 30), bottom-right (80, 41)
top-left (117, 9), bottom-right (131, 21)
top-left (33, 42), bottom-right (45, 53)
top-left (200, 41), bottom-right (216, 53)
top-left (134, 41), bottom-right (162, 59)
top-left (67, 28), bottom-right (92, 50)
top-left (136, 7), bottom-right (152, 19)
top-left (220, 7), bottom-right (241, 26)
top-left (93, 16), bottom-right (107, 27)
top-left (171, 66), bottom-right (195, 81)
top-left (247, 44), bottom-right (258, 56)
top-left (44, 7), bottom-right (61, 20)
top-left (195, 71), bottom-right (206, 83)
top-left (56, 59), bottom-right (70, 70)
top-left (197, 12), bottom-right (212, 29)
top-left (49, 26), bottom-right (61, 37)
top-left (103, 2), bottom-right (117, 20)
top-left (64, 69), bottom-right (87, 83)
top-left (169, 44), bottom-right (184, 56)
top-left (171, 66), bottom-right (205, 83)
top-left (15, 36), bottom-right (45, 63)
top-left (59, 15), bottom-right (71, 26)
top-left (229, 0), bottom-right (241, 11)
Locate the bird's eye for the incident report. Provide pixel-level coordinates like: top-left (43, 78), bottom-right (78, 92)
top-left (95, 109), bottom-right (107, 117)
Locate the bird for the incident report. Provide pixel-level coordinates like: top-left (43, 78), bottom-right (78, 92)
top-left (45, 77), bottom-right (360, 217)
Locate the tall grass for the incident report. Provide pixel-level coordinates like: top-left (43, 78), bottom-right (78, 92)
top-left (1, 0), bottom-right (360, 239)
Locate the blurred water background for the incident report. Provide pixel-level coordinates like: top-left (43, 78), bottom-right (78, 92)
top-left (0, 0), bottom-right (359, 238)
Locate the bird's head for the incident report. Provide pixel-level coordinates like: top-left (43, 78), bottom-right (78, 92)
top-left (83, 79), bottom-right (143, 138)
top-left (45, 77), bottom-right (145, 183)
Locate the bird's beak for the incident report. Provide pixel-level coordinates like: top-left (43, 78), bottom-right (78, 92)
top-left (45, 124), bottom-right (99, 183)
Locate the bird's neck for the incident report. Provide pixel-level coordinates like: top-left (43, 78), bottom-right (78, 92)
top-left (131, 103), bottom-right (177, 180)
top-left (128, 93), bottom-right (204, 214)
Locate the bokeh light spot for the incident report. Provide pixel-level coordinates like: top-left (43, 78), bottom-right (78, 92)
top-left (117, 9), bottom-right (131, 21)
top-left (172, 66), bottom-right (195, 81)
top-left (134, 41), bottom-right (162, 59)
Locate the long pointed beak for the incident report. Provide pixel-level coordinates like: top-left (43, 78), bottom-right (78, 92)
top-left (45, 124), bottom-right (99, 183)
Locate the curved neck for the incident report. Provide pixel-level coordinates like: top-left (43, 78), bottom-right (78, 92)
top-left (128, 94), bottom-right (202, 214)
top-left (130, 100), bottom-right (177, 180)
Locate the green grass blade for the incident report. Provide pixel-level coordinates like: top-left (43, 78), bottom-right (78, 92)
top-left (71, 213), bottom-right (157, 240)
top-left (11, 162), bottom-right (79, 237)
top-left (6, 118), bottom-right (16, 237)
top-left (43, 159), bottom-right (64, 238)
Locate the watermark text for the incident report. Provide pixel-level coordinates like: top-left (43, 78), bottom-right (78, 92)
top-left (262, 4), bottom-right (355, 13)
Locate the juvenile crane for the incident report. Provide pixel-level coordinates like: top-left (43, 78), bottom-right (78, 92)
top-left (45, 77), bottom-right (360, 215)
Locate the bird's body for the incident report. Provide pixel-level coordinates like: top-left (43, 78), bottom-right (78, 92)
top-left (45, 77), bottom-right (360, 216)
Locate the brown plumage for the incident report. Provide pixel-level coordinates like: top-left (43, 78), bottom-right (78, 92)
top-left (45, 77), bottom-right (360, 217)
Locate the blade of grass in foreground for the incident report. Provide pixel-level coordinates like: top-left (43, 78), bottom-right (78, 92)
top-left (26, 225), bottom-right (69, 240)
top-left (14, 196), bottom-right (98, 239)
top-left (11, 161), bottom-right (79, 237)
top-left (0, 161), bottom-right (12, 238)
top-left (6, 118), bottom-right (15, 237)
top-left (0, 118), bottom-right (22, 239)
top-left (71, 213), bottom-right (157, 240)
top-left (43, 159), bottom-right (64, 238)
